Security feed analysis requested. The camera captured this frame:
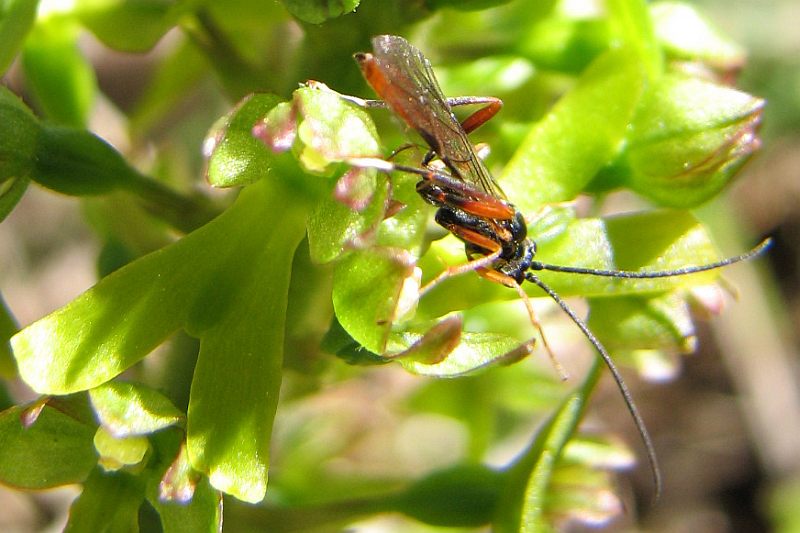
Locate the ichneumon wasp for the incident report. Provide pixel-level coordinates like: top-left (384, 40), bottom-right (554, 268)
top-left (338, 34), bottom-right (770, 499)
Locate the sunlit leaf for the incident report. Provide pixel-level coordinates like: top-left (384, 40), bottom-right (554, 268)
top-left (607, 0), bottom-right (662, 78)
top-left (206, 93), bottom-right (285, 188)
top-left (501, 47), bottom-right (646, 212)
top-left (89, 381), bottom-right (183, 437)
top-left (12, 178), bottom-right (309, 502)
top-left (332, 249), bottom-right (416, 354)
top-left (588, 292), bottom-right (696, 354)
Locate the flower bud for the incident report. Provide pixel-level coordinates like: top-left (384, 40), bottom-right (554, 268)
top-left (619, 74), bottom-right (763, 207)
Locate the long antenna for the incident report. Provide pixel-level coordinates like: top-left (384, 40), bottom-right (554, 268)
top-left (525, 271), bottom-right (663, 501)
top-left (531, 238), bottom-right (771, 278)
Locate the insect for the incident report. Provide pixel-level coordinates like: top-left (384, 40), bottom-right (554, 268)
top-left (348, 34), bottom-right (769, 499)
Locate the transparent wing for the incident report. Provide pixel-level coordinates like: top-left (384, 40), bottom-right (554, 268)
top-left (369, 35), bottom-right (505, 199)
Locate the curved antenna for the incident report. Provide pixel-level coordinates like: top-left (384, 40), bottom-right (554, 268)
top-left (525, 271), bottom-right (663, 501)
top-left (531, 238), bottom-right (771, 278)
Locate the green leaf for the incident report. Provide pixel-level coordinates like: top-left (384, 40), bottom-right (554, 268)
top-left (533, 210), bottom-right (726, 297)
top-left (22, 19), bottom-right (97, 127)
top-left (185, 180), bottom-right (308, 503)
top-left (494, 364), bottom-right (600, 532)
top-left (306, 170), bottom-right (388, 263)
top-left (75, 0), bottom-right (188, 52)
top-left (0, 294), bottom-right (17, 377)
top-left (588, 292), bottom-right (695, 354)
top-left (332, 249), bottom-right (416, 354)
top-left (64, 468), bottom-right (145, 533)
top-left (89, 381), bottom-right (183, 437)
top-left (500, 47), bottom-right (646, 212)
top-left (395, 328), bottom-right (531, 378)
top-left (293, 85), bottom-right (381, 172)
top-left (0, 0), bottom-right (38, 75)
top-left (0, 86), bottom-right (41, 185)
top-left (517, 13), bottom-right (609, 74)
top-left (415, 210), bottom-right (726, 320)
top-left (205, 93), bottom-right (284, 188)
top-left (280, 0), bottom-right (359, 24)
top-left (0, 404), bottom-right (97, 489)
top-left (292, 83), bottom-right (425, 263)
top-left (12, 178), bottom-right (309, 502)
top-left (607, 0), bottom-right (663, 79)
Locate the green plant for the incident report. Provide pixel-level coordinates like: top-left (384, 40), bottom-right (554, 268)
top-left (0, 1), bottom-right (765, 531)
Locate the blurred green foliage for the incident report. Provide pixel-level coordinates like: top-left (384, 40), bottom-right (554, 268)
top-left (0, 0), bottom-right (776, 531)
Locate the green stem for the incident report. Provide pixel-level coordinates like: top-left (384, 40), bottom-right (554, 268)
top-left (126, 172), bottom-right (220, 233)
top-left (494, 357), bottom-right (602, 532)
top-left (226, 495), bottom-right (395, 532)
top-left (182, 8), bottom-right (273, 98)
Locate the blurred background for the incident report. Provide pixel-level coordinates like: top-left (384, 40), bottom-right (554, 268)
top-left (1, 0), bottom-right (799, 531)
